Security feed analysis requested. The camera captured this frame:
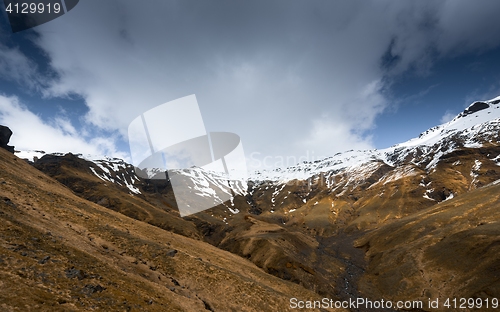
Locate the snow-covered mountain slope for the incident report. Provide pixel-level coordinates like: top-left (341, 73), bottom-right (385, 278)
top-left (250, 149), bottom-right (384, 182)
top-left (18, 97), bottom-right (500, 187)
top-left (396, 96), bottom-right (500, 148)
top-left (17, 150), bottom-right (143, 195)
top-left (88, 156), bottom-right (142, 195)
top-left (251, 96), bottom-right (500, 182)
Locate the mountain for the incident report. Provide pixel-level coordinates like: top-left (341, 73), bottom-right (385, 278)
top-left (0, 140), bottom-right (334, 311)
top-left (7, 96), bottom-right (500, 311)
top-left (355, 179), bottom-right (500, 305)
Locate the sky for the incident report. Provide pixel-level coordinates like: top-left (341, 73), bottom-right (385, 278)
top-left (1, 0), bottom-right (500, 171)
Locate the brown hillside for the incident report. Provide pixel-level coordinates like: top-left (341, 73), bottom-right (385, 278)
top-left (355, 180), bottom-right (500, 311)
top-left (0, 147), bottom-right (344, 311)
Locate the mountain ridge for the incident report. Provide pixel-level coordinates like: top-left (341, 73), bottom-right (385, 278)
top-left (15, 96), bottom-right (500, 186)
top-left (251, 96), bottom-right (500, 182)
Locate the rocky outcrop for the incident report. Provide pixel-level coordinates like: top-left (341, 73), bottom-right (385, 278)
top-left (0, 125), bottom-right (14, 153)
top-left (461, 101), bottom-right (489, 116)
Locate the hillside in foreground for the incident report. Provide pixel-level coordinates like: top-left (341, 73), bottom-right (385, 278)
top-left (0, 146), bottom-right (339, 311)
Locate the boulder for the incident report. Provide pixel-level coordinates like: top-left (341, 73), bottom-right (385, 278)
top-left (0, 125), bottom-right (14, 153)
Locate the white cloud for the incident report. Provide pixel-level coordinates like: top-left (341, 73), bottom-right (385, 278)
top-left (0, 94), bottom-right (128, 160)
top-left (52, 116), bottom-right (78, 136)
top-left (440, 110), bottom-right (456, 124)
top-left (30, 1), bottom-right (395, 167)
top-left (297, 117), bottom-right (373, 158)
top-left (296, 79), bottom-right (385, 156)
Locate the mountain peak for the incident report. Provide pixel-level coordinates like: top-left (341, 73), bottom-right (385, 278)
top-left (395, 95), bottom-right (500, 149)
top-left (455, 96), bottom-right (500, 121)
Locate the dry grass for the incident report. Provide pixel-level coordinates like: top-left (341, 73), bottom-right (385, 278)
top-left (355, 181), bottom-right (500, 311)
top-left (0, 148), bottom-right (344, 311)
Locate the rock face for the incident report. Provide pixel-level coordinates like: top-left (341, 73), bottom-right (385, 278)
top-left (0, 125), bottom-right (14, 153)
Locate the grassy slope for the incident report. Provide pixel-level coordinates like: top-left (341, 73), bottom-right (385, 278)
top-left (355, 180), bottom-right (500, 311)
top-left (0, 148), bottom-right (344, 312)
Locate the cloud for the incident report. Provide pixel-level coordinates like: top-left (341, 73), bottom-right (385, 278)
top-left (377, 1), bottom-right (500, 76)
top-left (437, 1), bottom-right (500, 55)
top-left (0, 94), bottom-right (128, 160)
top-left (31, 1), bottom-right (394, 161)
top-left (295, 79), bottom-right (385, 156)
top-left (0, 44), bottom-right (42, 91)
top-left (296, 118), bottom-right (373, 158)
top-left (4, 0), bottom-right (500, 169)
top-left (440, 110), bottom-right (456, 124)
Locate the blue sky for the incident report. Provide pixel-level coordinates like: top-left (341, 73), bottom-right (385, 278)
top-left (374, 47), bottom-right (500, 148)
top-left (1, 1), bottom-right (500, 170)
